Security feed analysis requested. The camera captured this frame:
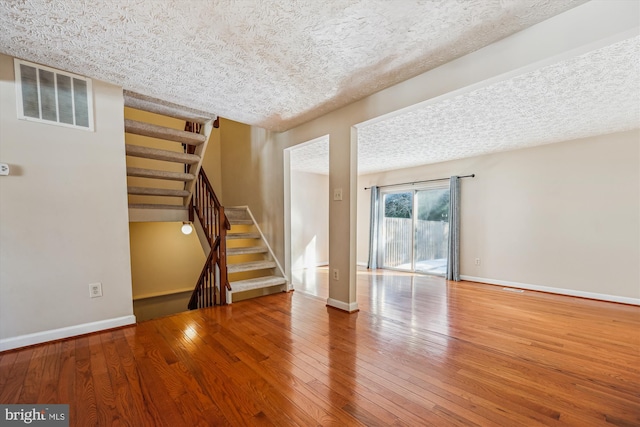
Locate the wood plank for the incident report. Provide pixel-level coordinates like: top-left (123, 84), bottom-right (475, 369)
top-left (74, 336), bottom-right (98, 426)
top-left (0, 346), bottom-right (34, 402)
top-left (1, 268), bottom-right (638, 426)
top-left (18, 345), bottom-right (47, 403)
top-left (36, 341), bottom-right (62, 403)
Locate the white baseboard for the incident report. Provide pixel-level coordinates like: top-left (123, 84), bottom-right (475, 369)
top-left (326, 298), bottom-right (359, 313)
top-left (357, 262), bottom-right (368, 267)
top-left (0, 315), bottom-right (137, 352)
top-left (460, 275), bottom-right (640, 306)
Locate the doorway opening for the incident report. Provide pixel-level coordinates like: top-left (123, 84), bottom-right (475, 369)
top-left (284, 135), bottom-right (330, 297)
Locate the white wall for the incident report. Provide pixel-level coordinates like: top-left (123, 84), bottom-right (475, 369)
top-left (0, 54), bottom-right (135, 350)
top-left (291, 171), bottom-right (329, 271)
top-left (358, 130), bottom-right (640, 302)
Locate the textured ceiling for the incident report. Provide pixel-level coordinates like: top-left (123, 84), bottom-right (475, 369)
top-left (0, 0), bottom-right (585, 132)
top-left (289, 35), bottom-right (640, 176)
top-left (357, 35), bottom-right (640, 174)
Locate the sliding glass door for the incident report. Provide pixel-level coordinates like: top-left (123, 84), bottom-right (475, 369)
top-left (381, 185), bottom-right (449, 275)
top-left (414, 188), bottom-right (449, 275)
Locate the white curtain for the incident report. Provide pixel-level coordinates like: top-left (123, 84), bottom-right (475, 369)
top-left (446, 176), bottom-right (461, 281)
top-left (367, 186), bottom-right (380, 269)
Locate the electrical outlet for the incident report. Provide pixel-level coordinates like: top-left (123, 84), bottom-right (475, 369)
top-left (333, 188), bottom-right (343, 201)
top-left (475, 258), bottom-right (481, 266)
top-left (89, 282), bottom-right (103, 298)
top-left (332, 269), bottom-right (339, 280)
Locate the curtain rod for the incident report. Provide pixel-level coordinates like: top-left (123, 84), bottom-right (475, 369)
top-left (364, 174), bottom-right (475, 190)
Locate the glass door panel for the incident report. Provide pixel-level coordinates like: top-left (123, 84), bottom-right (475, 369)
top-left (382, 192), bottom-right (413, 269)
top-left (414, 188), bottom-right (449, 275)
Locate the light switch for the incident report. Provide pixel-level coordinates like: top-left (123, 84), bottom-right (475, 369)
top-left (333, 188), bottom-right (343, 201)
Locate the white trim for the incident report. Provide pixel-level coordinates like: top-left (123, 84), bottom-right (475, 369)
top-left (357, 262), bottom-right (368, 267)
top-left (283, 148), bottom-right (292, 290)
top-left (460, 275), bottom-right (640, 306)
top-left (0, 315), bottom-right (136, 352)
top-left (326, 298), bottom-right (359, 313)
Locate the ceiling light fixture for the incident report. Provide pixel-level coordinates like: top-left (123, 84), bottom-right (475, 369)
top-left (181, 222), bottom-right (193, 235)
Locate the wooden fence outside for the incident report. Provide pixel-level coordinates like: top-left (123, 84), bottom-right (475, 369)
top-left (383, 218), bottom-right (449, 268)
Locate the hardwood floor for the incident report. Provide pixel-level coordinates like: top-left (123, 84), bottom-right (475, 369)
top-left (1, 269), bottom-right (639, 426)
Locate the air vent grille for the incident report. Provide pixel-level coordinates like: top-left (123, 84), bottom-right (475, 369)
top-left (14, 59), bottom-right (93, 131)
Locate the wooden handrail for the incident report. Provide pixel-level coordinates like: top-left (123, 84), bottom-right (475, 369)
top-left (186, 121), bottom-right (230, 308)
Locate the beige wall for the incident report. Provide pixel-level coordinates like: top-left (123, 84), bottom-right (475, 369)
top-left (129, 222), bottom-right (205, 299)
top-left (219, 1), bottom-right (639, 306)
top-left (0, 53), bottom-right (134, 348)
top-left (291, 171), bottom-right (329, 270)
top-left (358, 131), bottom-right (640, 299)
top-left (129, 222), bottom-right (205, 321)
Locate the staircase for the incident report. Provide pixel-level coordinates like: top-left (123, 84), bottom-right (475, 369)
top-left (124, 90), bottom-right (216, 221)
top-left (224, 207), bottom-right (288, 304)
top-left (123, 91), bottom-right (289, 309)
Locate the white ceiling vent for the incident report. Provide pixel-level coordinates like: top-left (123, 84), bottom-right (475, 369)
top-left (14, 59), bottom-right (94, 131)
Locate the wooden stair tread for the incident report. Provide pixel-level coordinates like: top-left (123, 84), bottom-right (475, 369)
top-left (228, 261), bottom-right (276, 274)
top-left (125, 144), bottom-right (200, 164)
top-left (127, 167), bottom-right (195, 182)
top-left (125, 119), bottom-right (206, 146)
top-left (124, 91), bottom-right (214, 124)
top-left (227, 246), bottom-right (268, 256)
top-left (229, 276), bottom-right (287, 293)
top-left (128, 187), bottom-right (190, 197)
top-left (227, 232), bottom-right (261, 240)
top-left (128, 204), bottom-right (188, 210)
